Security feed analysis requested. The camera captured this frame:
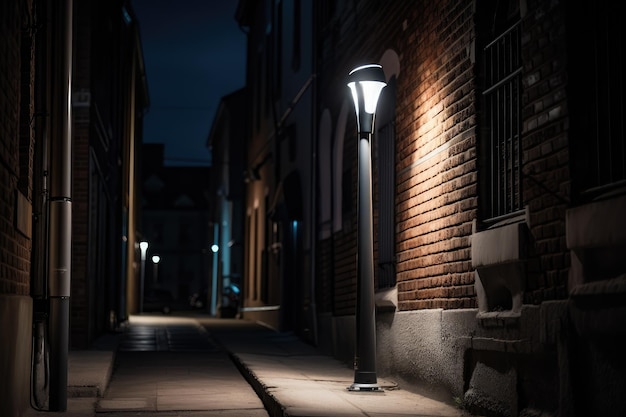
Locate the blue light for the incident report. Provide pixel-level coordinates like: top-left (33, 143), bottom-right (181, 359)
top-left (122, 7), bottom-right (132, 25)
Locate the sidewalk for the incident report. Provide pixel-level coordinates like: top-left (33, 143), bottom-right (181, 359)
top-left (25, 332), bottom-right (121, 417)
top-left (26, 314), bottom-right (472, 417)
top-left (202, 317), bottom-right (471, 417)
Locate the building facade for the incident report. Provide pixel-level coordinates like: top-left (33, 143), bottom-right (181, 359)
top-left (206, 89), bottom-right (247, 317)
top-left (235, 0), bottom-right (318, 336)
top-left (0, 1), bottom-right (148, 415)
top-left (71, 0), bottom-right (149, 347)
top-left (140, 144), bottom-right (211, 310)
top-left (227, 0), bottom-right (625, 416)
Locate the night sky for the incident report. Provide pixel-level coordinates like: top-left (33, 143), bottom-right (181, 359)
top-left (132, 0), bottom-right (246, 166)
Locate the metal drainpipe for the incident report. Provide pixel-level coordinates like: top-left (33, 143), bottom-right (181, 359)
top-left (30, 0), bottom-right (51, 407)
top-left (48, 0), bottom-right (73, 411)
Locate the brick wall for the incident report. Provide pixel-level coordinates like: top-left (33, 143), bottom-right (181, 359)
top-left (318, 0), bottom-right (418, 315)
top-left (19, 0), bottom-right (35, 201)
top-left (316, 236), bottom-right (334, 314)
top-left (70, 0), bottom-right (92, 349)
top-left (332, 129), bottom-right (357, 316)
top-left (0, 5), bottom-right (35, 409)
top-left (394, 0), bottom-right (477, 310)
top-left (1, 0), bottom-right (33, 297)
top-left (520, 0), bottom-right (570, 303)
top-left (316, 0), bottom-right (576, 314)
top-left (70, 118), bottom-right (90, 347)
top-left (316, 0), bottom-right (478, 313)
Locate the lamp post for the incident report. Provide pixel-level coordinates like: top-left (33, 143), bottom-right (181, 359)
top-left (210, 243), bottom-right (219, 316)
top-left (139, 241), bottom-right (149, 313)
top-left (152, 255), bottom-right (160, 284)
top-left (347, 64), bottom-right (386, 392)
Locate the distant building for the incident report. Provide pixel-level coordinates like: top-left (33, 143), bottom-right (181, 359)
top-left (140, 144), bottom-right (211, 308)
top-left (235, 0), bottom-right (317, 337)
top-left (206, 89), bottom-right (247, 317)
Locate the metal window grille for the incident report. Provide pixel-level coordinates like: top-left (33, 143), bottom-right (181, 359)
top-left (580, 4), bottom-right (626, 197)
top-left (483, 21), bottom-right (523, 220)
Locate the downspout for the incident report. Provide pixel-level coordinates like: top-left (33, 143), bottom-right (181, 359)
top-left (30, 0), bottom-right (51, 408)
top-left (47, 0), bottom-right (73, 410)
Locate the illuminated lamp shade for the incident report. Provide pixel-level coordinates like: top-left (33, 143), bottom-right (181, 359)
top-left (347, 64), bottom-right (387, 134)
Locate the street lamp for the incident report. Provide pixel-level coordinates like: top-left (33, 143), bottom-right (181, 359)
top-left (347, 64), bottom-right (386, 392)
top-left (210, 243), bottom-right (219, 316)
top-left (152, 255), bottom-right (160, 284)
top-left (139, 241), bottom-right (149, 313)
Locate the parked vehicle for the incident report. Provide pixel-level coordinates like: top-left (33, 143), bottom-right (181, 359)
top-left (220, 283), bottom-right (240, 318)
top-left (143, 289), bottom-right (174, 314)
top-left (189, 288), bottom-right (208, 309)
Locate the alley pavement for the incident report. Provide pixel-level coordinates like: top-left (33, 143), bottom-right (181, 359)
top-left (26, 313), bottom-right (473, 417)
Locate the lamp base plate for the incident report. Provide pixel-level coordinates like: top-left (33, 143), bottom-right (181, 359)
top-left (347, 383), bottom-right (384, 392)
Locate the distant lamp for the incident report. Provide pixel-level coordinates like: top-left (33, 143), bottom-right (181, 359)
top-left (139, 241), bottom-right (149, 255)
top-left (211, 244), bottom-right (219, 253)
top-left (152, 255), bottom-right (160, 284)
top-left (347, 64), bottom-right (386, 392)
top-left (139, 241), bottom-right (149, 313)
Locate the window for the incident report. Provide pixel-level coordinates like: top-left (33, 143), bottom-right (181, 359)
top-left (375, 77), bottom-right (397, 289)
top-left (478, 1), bottom-right (522, 221)
top-left (291, 0), bottom-right (301, 71)
top-left (152, 223), bottom-right (163, 243)
top-left (274, 0), bottom-right (282, 95)
top-left (178, 223), bottom-right (191, 245)
top-left (568, 2), bottom-right (626, 202)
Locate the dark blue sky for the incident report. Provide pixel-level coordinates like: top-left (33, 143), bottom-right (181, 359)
top-left (132, 0), bottom-right (246, 166)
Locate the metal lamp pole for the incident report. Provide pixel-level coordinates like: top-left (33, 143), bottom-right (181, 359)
top-left (139, 241), bottom-right (148, 313)
top-left (152, 255), bottom-right (160, 283)
top-left (347, 64), bottom-right (387, 392)
top-left (210, 242), bottom-right (219, 316)
top-left (48, 0), bottom-right (73, 410)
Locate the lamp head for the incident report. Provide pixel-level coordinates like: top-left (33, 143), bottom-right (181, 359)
top-left (347, 64), bottom-right (386, 134)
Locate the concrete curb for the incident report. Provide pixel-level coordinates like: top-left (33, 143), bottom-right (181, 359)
top-left (67, 331), bottom-right (121, 399)
top-left (67, 350), bottom-right (116, 398)
top-left (229, 352), bottom-right (286, 417)
top-left (67, 385), bottom-right (100, 398)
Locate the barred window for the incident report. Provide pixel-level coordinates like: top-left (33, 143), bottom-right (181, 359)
top-left (478, 1), bottom-right (523, 222)
top-left (374, 77), bottom-right (397, 289)
top-left (568, 2), bottom-right (626, 202)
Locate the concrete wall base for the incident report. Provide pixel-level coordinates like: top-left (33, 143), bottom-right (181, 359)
top-left (318, 304), bottom-right (566, 417)
top-left (241, 308), bottom-right (280, 331)
top-left (0, 294), bottom-right (33, 417)
top-left (377, 309), bottom-right (473, 399)
top-left (329, 314), bottom-right (355, 367)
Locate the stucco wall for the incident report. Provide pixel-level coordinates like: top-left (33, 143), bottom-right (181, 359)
top-left (319, 303), bottom-right (567, 416)
top-left (376, 309), bottom-right (473, 398)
